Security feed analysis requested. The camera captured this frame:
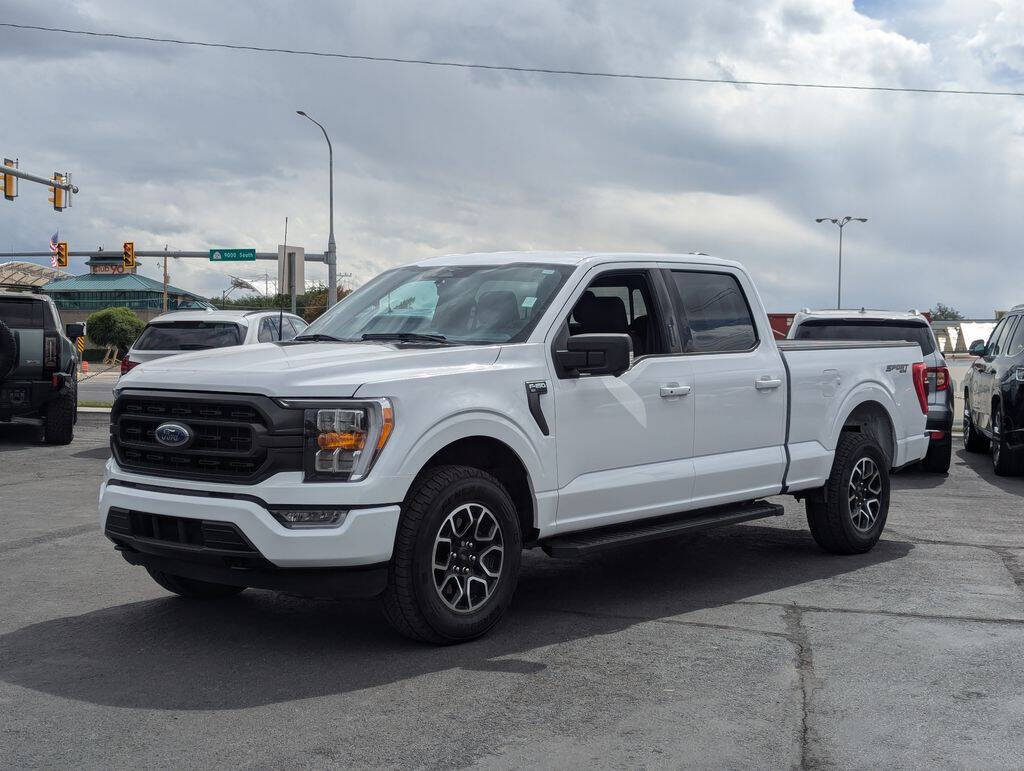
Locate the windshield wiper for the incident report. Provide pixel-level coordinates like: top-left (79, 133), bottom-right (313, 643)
top-left (293, 333), bottom-right (346, 342)
top-left (177, 344), bottom-right (215, 350)
top-left (361, 332), bottom-right (449, 344)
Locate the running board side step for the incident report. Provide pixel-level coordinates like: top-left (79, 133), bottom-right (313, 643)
top-left (540, 501), bottom-right (785, 558)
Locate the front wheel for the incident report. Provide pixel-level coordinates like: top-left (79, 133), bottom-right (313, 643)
top-left (382, 465), bottom-right (522, 644)
top-left (963, 396), bottom-right (989, 453)
top-left (146, 568), bottom-right (246, 599)
top-left (806, 432), bottom-right (891, 554)
top-left (992, 405), bottom-right (1021, 476)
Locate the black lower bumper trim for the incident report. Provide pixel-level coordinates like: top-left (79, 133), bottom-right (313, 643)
top-left (117, 547), bottom-right (389, 599)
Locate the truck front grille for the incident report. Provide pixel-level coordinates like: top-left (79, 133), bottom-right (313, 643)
top-left (111, 391), bottom-right (303, 484)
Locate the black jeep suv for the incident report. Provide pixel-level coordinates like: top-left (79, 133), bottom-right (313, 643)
top-left (0, 291), bottom-right (83, 444)
top-left (963, 304), bottom-right (1024, 475)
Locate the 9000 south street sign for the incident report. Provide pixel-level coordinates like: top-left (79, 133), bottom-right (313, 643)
top-left (209, 248), bottom-right (256, 262)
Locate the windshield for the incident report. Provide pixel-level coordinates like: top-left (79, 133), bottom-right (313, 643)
top-left (794, 319), bottom-right (936, 356)
top-left (134, 321), bottom-right (243, 351)
top-left (303, 263), bottom-right (575, 344)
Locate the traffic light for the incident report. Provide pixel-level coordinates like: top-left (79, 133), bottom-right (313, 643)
top-left (56, 242), bottom-right (68, 269)
top-left (48, 173), bottom-right (65, 211)
top-left (122, 241), bottom-right (136, 269)
top-left (2, 159), bottom-right (16, 201)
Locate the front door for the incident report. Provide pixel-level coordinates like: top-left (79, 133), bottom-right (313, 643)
top-left (550, 266), bottom-right (696, 533)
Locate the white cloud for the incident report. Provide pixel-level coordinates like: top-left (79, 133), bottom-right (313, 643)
top-left (1, 0), bottom-right (1022, 316)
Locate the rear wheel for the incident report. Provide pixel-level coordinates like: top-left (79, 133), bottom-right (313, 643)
top-left (991, 405), bottom-right (1021, 476)
top-left (963, 394), bottom-right (989, 453)
top-left (146, 568), bottom-right (246, 599)
top-left (806, 432), bottom-right (890, 555)
top-left (42, 386), bottom-right (76, 445)
top-left (382, 465), bottom-right (522, 644)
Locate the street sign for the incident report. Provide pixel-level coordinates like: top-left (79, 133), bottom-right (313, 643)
top-left (209, 248), bottom-right (256, 262)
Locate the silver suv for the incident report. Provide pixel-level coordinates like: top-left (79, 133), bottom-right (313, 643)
top-left (789, 309), bottom-right (952, 473)
top-left (121, 309), bottom-right (308, 375)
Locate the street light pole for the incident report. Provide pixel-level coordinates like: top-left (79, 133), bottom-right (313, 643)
top-left (815, 216), bottom-right (868, 309)
top-left (296, 110), bottom-right (337, 308)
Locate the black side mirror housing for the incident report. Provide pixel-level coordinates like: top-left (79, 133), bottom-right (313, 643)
top-left (968, 339), bottom-right (987, 357)
top-left (556, 333), bottom-right (632, 377)
top-left (65, 322), bottom-right (86, 339)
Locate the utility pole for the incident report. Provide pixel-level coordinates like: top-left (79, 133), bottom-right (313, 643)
top-left (296, 110), bottom-right (338, 308)
top-left (162, 245), bottom-right (169, 313)
top-left (815, 216), bottom-right (868, 309)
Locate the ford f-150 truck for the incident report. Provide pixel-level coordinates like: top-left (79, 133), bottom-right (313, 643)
top-left (101, 252), bottom-right (930, 643)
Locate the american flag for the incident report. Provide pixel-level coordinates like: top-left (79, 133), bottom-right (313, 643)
top-left (48, 232), bottom-right (59, 267)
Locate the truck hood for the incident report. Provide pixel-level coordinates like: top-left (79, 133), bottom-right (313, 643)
top-left (118, 341), bottom-right (503, 398)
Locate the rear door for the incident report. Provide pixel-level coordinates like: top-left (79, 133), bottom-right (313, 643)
top-left (660, 266), bottom-right (787, 506)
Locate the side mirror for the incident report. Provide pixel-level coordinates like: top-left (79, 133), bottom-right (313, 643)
top-left (65, 322), bottom-right (86, 339)
top-left (968, 340), bottom-right (987, 357)
top-left (556, 333), bottom-right (632, 377)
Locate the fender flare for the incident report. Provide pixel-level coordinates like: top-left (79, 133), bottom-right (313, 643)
top-left (395, 409), bottom-right (550, 502)
top-left (828, 383), bottom-right (900, 459)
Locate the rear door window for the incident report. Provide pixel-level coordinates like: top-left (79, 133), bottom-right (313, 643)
top-left (0, 298), bottom-right (44, 328)
top-left (258, 317), bottom-right (282, 343)
top-left (666, 271), bottom-right (758, 353)
top-left (134, 321), bottom-right (243, 350)
top-left (793, 320), bottom-right (936, 355)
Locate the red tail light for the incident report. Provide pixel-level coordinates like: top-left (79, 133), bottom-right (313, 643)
top-left (120, 356), bottom-right (138, 375)
top-left (927, 366), bottom-right (949, 392)
top-left (912, 362), bottom-right (929, 415)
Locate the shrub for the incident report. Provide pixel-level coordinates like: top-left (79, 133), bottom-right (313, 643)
top-left (86, 306), bottom-right (146, 354)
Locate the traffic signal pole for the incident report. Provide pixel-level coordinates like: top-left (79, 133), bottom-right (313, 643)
top-left (0, 163), bottom-right (79, 193)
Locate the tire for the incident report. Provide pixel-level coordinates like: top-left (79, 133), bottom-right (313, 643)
top-left (146, 568), bottom-right (246, 599)
top-left (805, 432), bottom-right (891, 555)
top-left (382, 464), bottom-right (522, 644)
top-left (991, 405), bottom-right (1021, 477)
top-left (920, 434), bottom-right (952, 474)
top-left (963, 394), bottom-right (989, 453)
top-left (42, 385), bottom-right (76, 445)
top-left (0, 319), bottom-right (15, 380)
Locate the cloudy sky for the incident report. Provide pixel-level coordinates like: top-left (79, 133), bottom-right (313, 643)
top-left (1, 0), bottom-right (1022, 315)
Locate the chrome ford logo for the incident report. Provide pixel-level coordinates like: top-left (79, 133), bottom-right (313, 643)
top-left (154, 422), bottom-right (192, 448)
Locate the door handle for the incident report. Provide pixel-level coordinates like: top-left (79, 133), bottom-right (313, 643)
top-left (754, 376), bottom-right (784, 390)
top-left (660, 383), bottom-right (692, 398)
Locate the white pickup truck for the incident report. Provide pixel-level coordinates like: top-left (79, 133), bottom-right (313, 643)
top-left (102, 252), bottom-right (930, 642)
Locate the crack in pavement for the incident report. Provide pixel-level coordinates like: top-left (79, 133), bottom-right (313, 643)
top-left (739, 600), bottom-right (1024, 628)
top-left (885, 529), bottom-right (1024, 597)
top-left (783, 605), bottom-right (818, 770)
top-left (0, 524), bottom-right (97, 555)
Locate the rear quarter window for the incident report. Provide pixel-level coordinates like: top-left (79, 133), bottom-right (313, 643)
top-left (0, 298), bottom-right (44, 328)
top-left (794, 320), bottom-right (936, 356)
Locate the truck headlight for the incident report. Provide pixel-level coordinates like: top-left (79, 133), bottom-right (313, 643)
top-left (299, 399), bottom-right (394, 481)
top-left (1014, 366), bottom-right (1024, 383)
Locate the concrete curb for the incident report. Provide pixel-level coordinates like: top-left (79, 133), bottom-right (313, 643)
top-left (79, 406), bottom-right (112, 413)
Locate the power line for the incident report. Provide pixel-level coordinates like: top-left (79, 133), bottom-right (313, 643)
top-left (4, 21), bottom-right (1024, 98)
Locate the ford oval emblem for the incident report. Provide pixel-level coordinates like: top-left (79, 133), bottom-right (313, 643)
top-left (154, 422), bottom-right (192, 448)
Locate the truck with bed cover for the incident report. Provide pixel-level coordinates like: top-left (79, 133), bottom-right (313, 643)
top-left (100, 252), bottom-right (930, 642)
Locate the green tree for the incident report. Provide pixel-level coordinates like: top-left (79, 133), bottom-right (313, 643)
top-left (929, 303), bottom-right (964, 321)
top-left (86, 306), bottom-right (146, 354)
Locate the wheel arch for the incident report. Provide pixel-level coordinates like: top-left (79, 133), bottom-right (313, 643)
top-left (399, 414), bottom-right (547, 540)
top-left (838, 399), bottom-right (897, 469)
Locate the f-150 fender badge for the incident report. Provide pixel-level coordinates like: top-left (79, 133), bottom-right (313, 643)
top-left (525, 380), bottom-right (549, 436)
top-left (885, 364), bottom-right (909, 374)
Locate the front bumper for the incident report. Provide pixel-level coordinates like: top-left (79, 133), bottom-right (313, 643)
top-left (99, 474), bottom-right (401, 570)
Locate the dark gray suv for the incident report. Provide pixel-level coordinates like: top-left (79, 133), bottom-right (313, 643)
top-left (0, 291), bottom-right (83, 444)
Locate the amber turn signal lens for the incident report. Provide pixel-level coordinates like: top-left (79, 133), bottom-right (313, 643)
top-left (376, 405), bottom-right (394, 450)
top-left (317, 431), bottom-right (366, 451)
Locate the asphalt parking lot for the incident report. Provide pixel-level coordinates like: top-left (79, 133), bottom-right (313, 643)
top-left (2, 414), bottom-right (1022, 768)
